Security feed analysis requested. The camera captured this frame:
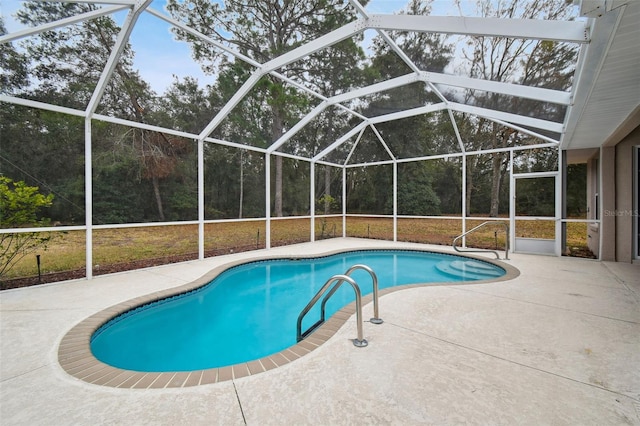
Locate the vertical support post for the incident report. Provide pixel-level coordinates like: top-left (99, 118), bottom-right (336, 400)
top-left (198, 138), bottom-right (205, 260)
top-left (84, 118), bottom-right (93, 280)
top-left (556, 149), bottom-right (564, 257)
top-left (342, 166), bottom-right (347, 238)
top-left (310, 161), bottom-right (315, 242)
top-left (598, 146), bottom-right (603, 260)
top-left (393, 161), bottom-right (398, 242)
top-left (461, 154), bottom-right (467, 248)
top-left (265, 153), bottom-right (271, 249)
top-left (509, 150), bottom-right (515, 252)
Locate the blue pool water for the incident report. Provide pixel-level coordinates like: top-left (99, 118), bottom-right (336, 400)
top-left (91, 250), bottom-right (505, 372)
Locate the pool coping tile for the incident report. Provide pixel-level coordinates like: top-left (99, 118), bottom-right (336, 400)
top-left (133, 373), bottom-right (161, 389)
top-left (116, 372), bottom-right (146, 388)
top-left (148, 373), bottom-right (172, 389)
top-left (200, 369), bottom-right (217, 385)
top-left (218, 367), bottom-right (233, 382)
top-left (168, 372), bottom-right (190, 388)
top-left (269, 352), bottom-right (290, 367)
top-left (259, 357), bottom-right (278, 371)
top-left (183, 371), bottom-right (203, 387)
top-left (232, 363), bottom-right (251, 379)
top-left (98, 372), bottom-right (128, 387)
top-left (246, 360), bottom-right (264, 375)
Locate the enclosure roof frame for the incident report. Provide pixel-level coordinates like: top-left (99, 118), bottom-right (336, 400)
top-left (1, 0), bottom-right (594, 162)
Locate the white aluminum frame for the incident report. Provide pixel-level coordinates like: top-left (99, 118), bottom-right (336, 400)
top-left (0, 0), bottom-right (596, 279)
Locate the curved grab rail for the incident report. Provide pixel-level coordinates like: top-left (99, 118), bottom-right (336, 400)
top-left (297, 274), bottom-right (368, 347)
top-left (319, 264), bottom-right (382, 325)
top-left (453, 221), bottom-right (509, 260)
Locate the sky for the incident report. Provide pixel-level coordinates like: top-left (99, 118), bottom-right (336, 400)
top-left (1, 0), bottom-right (477, 94)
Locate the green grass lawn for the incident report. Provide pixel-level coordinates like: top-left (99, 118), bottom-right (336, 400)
top-left (1, 216), bottom-right (591, 284)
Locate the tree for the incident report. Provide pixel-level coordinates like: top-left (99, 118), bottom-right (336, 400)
top-left (347, 165), bottom-right (393, 214)
top-left (157, 76), bottom-right (219, 134)
top-left (16, 2), bottom-right (192, 222)
top-left (166, 0), bottom-right (363, 216)
top-left (167, 64), bottom-right (271, 219)
top-left (364, 0), bottom-right (452, 116)
top-left (0, 19), bottom-right (28, 94)
top-left (394, 162), bottom-right (441, 215)
top-left (457, 0), bottom-right (578, 217)
top-left (0, 104), bottom-right (86, 224)
top-left (16, 1), bottom-right (178, 119)
top-left (566, 163), bottom-right (586, 217)
top-left (304, 38), bottom-right (366, 214)
top-left (348, 0), bottom-right (453, 214)
top-left (0, 177), bottom-right (54, 280)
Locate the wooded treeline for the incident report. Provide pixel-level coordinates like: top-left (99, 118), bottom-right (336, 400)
top-left (0, 0), bottom-right (585, 226)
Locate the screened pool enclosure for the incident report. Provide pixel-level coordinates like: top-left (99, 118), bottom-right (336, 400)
top-left (1, 0), bottom-right (627, 281)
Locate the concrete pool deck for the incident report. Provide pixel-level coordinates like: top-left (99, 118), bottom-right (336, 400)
top-left (1, 238), bottom-right (639, 425)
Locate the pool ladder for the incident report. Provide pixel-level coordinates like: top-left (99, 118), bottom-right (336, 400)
top-left (296, 264), bottom-right (382, 347)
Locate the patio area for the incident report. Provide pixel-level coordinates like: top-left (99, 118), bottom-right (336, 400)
top-left (1, 238), bottom-right (639, 425)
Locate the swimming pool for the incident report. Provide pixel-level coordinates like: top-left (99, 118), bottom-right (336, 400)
top-left (90, 250), bottom-right (505, 373)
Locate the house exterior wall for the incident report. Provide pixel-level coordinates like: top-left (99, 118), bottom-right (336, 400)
top-left (585, 148), bottom-right (616, 260)
top-left (600, 146), bottom-right (616, 261)
top-left (584, 124), bottom-right (639, 262)
top-left (614, 125), bottom-right (640, 262)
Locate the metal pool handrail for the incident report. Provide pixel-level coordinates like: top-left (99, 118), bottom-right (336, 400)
top-left (319, 264), bottom-right (383, 326)
top-left (297, 273), bottom-right (370, 347)
top-left (453, 221), bottom-right (509, 260)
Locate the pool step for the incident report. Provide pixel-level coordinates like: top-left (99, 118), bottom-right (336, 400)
top-left (435, 260), bottom-right (503, 280)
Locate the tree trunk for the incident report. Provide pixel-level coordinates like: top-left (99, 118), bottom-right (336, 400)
top-left (465, 150), bottom-right (479, 216)
top-left (489, 152), bottom-right (502, 217)
top-left (489, 127), bottom-right (513, 217)
top-left (272, 107), bottom-right (284, 217)
top-left (324, 166), bottom-right (331, 215)
top-left (465, 169), bottom-right (473, 215)
top-left (151, 176), bottom-right (165, 221)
